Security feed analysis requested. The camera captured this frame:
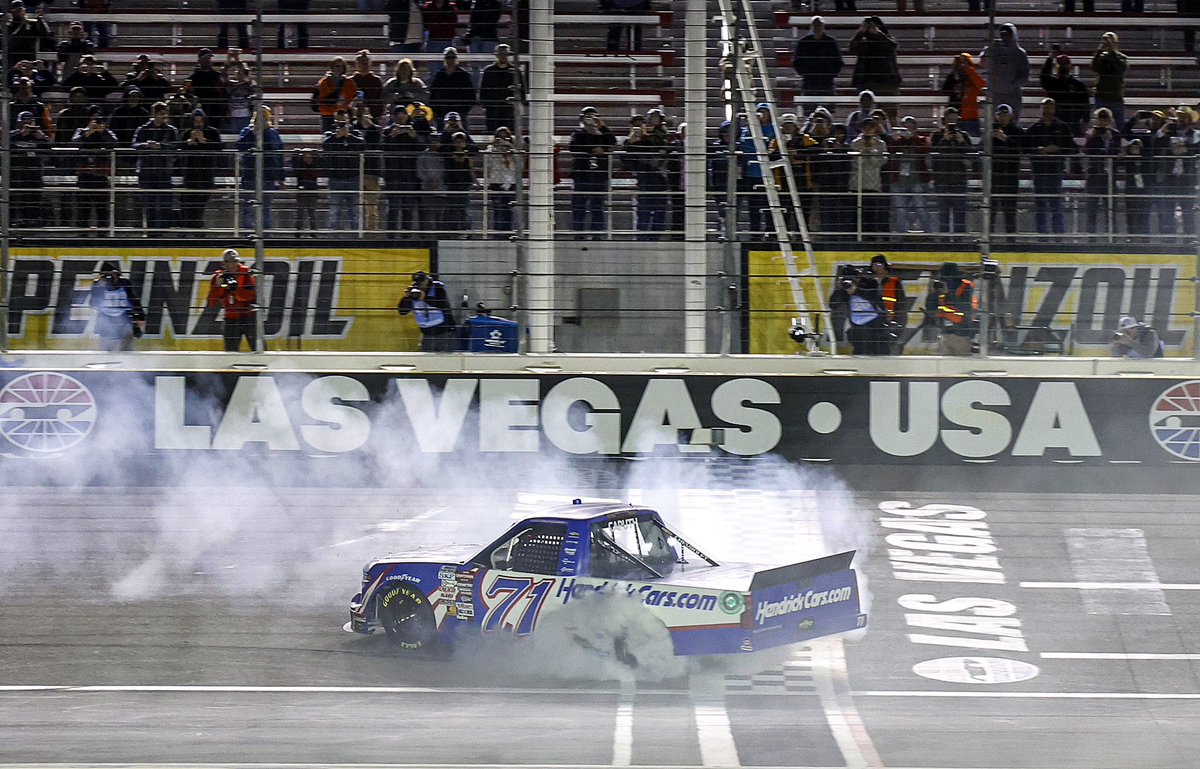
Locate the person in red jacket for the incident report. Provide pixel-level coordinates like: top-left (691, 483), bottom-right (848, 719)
top-left (207, 248), bottom-right (258, 352)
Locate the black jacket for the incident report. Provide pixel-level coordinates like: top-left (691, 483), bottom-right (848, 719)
top-left (132, 120), bottom-right (179, 182)
top-left (569, 125), bottom-right (617, 189)
top-left (1024, 117), bottom-right (1077, 176)
top-left (179, 125), bottom-right (226, 187)
top-left (322, 129), bottom-right (367, 181)
top-left (479, 62), bottom-right (525, 112)
top-left (429, 67), bottom-right (477, 123)
top-left (792, 33), bottom-right (843, 91)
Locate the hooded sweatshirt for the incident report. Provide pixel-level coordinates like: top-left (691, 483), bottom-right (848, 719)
top-left (942, 54), bottom-right (986, 122)
top-left (979, 24), bottom-right (1030, 100)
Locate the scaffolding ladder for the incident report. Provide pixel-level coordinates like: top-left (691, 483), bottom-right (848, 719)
top-left (717, 0), bottom-right (828, 351)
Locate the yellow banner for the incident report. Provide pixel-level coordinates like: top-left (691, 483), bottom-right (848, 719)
top-left (748, 249), bottom-right (1197, 356)
top-left (5, 246), bottom-right (431, 352)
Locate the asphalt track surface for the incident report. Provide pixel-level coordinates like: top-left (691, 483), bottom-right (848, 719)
top-left (2, 465), bottom-right (1199, 769)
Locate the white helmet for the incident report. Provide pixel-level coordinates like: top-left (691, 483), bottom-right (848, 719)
top-left (222, 248), bottom-right (241, 261)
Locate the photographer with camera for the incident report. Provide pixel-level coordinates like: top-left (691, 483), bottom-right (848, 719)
top-left (89, 261), bottom-right (145, 352)
top-left (396, 270), bottom-right (458, 352)
top-left (1112, 315), bottom-right (1165, 358)
top-left (206, 249), bottom-right (258, 352)
top-left (928, 261), bottom-right (975, 355)
top-left (829, 264), bottom-right (891, 355)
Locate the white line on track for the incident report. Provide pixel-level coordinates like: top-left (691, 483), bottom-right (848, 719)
top-left (854, 691), bottom-right (1200, 699)
top-left (0, 685), bottom-right (625, 695)
top-left (1020, 582), bottom-right (1200, 590)
top-left (0, 765), bottom-right (1093, 769)
top-left (691, 697), bottom-right (740, 768)
top-left (611, 680), bottom-right (634, 767)
top-left (810, 639), bottom-right (883, 769)
top-left (1041, 652), bottom-right (1200, 660)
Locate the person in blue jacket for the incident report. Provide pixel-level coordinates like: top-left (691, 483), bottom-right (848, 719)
top-left (236, 104), bottom-right (285, 230)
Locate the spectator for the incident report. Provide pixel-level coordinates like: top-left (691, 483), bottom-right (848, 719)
top-left (814, 126), bottom-right (852, 234)
top-left (1091, 32), bottom-right (1128, 126)
top-left (979, 24), bottom-right (1029, 121)
top-left (108, 89), bottom-right (148, 145)
top-left (56, 88), bottom-right (93, 149)
top-left (188, 48), bottom-right (229, 130)
top-left (207, 249), bottom-right (257, 352)
top-left (7, 59), bottom-right (55, 96)
top-left (226, 62), bottom-right (255, 135)
top-left (165, 83), bottom-right (201, 134)
top-left (708, 119), bottom-right (734, 237)
top-left (10, 111), bottom-right (50, 227)
top-left (928, 107), bottom-right (973, 233)
top-left (799, 109), bottom-right (833, 231)
top-left (396, 270), bottom-right (458, 351)
top-left (849, 16), bottom-right (901, 103)
top-left (380, 106), bottom-right (424, 231)
top-left (80, 0), bottom-right (113, 49)
top-left (277, 0), bottom-right (311, 49)
top-left (56, 22), bottom-right (95, 76)
top-left (387, 0), bottom-right (425, 54)
top-left (131, 102), bottom-right (178, 232)
top-left (466, 0), bottom-right (504, 66)
top-left (941, 53), bottom-right (985, 136)
top-left (845, 89), bottom-right (877, 139)
top-left (990, 103), bottom-right (1025, 234)
top-left (1112, 315), bottom-right (1164, 357)
top-left (1082, 107), bottom-right (1120, 233)
top-left (1122, 137), bottom-right (1151, 234)
top-left (484, 125), bottom-right (519, 232)
top-left (569, 106), bottom-right (617, 237)
top-left (442, 131), bottom-right (477, 234)
top-left (179, 109), bottom-right (225, 230)
top-left (314, 57), bottom-right (357, 133)
top-left (429, 47), bottom-right (476, 130)
top-left (792, 16), bottom-right (843, 105)
top-left (1150, 108), bottom-right (1198, 235)
top-left (601, 0), bottom-right (649, 52)
top-left (352, 49), bottom-right (386, 120)
top-left (124, 57), bottom-right (173, 102)
top-left (10, 77), bottom-right (51, 133)
top-left (61, 54), bottom-right (120, 104)
top-left (383, 58), bottom-right (429, 112)
top-left (322, 111), bottom-right (367, 231)
top-left (438, 111), bottom-right (477, 151)
top-left (1023, 97), bottom-right (1077, 234)
top-left (849, 117), bottom-right (889, 233)
top-left (418, 133), bottom-right (448, 233)
top-left (6, 2), bottom-right (54, 70)
top-left (624, 108), bottom-right (672, 239)
top-left (479, 43), bottom-right (525, 133)
top-left (349, 97), bottom-right (382, 229)
top-left (891, 115), bottom-right (932, 233)
top-left (423, 0), bottom-right (460, 79)
top-left (235, 105), bottom-right (285, 229)
top-left (71, 110), bottom-right (117, 230)
top-left (215, 0), bottom-right (251, 51)
top-left (89, 262), bottom-right (145, 351)
top-left (1040, 51), bottom-right (1090, 136)
top-left (290, 148), bottom-right (320, 234)
top-left (736, 104), bottom-right (776, 237)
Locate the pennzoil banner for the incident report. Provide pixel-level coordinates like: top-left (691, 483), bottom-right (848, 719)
top-left (4, 246), bottom-right (434, 351)
top-left (746, 249), bottom-right (1196, 356)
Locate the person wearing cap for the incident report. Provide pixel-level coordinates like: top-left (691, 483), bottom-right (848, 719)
top-left (941, 53), bottom-right (985, 136)
top-left (234, 105), bottom-right (285, 229)
top-left (179, 108), bottom-right (225, 230)
top-left (89, 262), bottom-right (145, 352)
top-left (869, 254), bottom-right (907, 335)
top-left (380, 106), bottom-right (422, 231)
top-left (123, 58), bottom-right (173, 103)
top-left (929, 108), bottom-right (972, 233)
top-left (429, 46), bottom-right (477, 131)
top-left (1024, 98), bottom-right (1077, 234)
top-left (623, 107), bottom-right (671, 237)
top-left (1149, 107), bottom-right (1199, 235)
top-left (56, 21), bottom-right (96, 76)
top-left (71, 108), bottom-right (118, 230)
top-left (929, 262), bottom-right (974, 355)
top-left (1121, 136), bottom-right (1151, 234)
top-left (314, 57), bottom-right (358, 133)
top-left (828, 264), bottom-right (890, 355)
top-left (792, 16), bottom-right (844, 102)
top-left (397, 270), bottom-right (458, 352)
top-left (1082, 107), bottom-right (1121, 234)
top-left (108, 87), bottom-right (149, 145)
top-left (990, 104), bottom-right (1024, 234)
top-left (62, 54), bottom-right (120, 104)
top-left (1040, 50), bottom-right (1090, 136)
top-left (422, 0), bottom-right (460, 79)
top-left (215, 0), bottom-right (251, 52)
top-left (10, 109), bottom-right (51, 227)
top-left (1112, 316), bottom-right (1164, 358)
top-left (132, 102), bottom-right (179, 232)
top-left (850, 16), bottom-right (901, 102)
top-left (479, 43), bottom-right (525, 133)
top-left (891, 115), bottom-right (932, 233)
top-left (207, 249), bottom-right (258, 352)
top-left (322, 108), bottom-right (367, 231)
top-left (187, 47), bottom-right (230, 130)
top-left (736, 103), bottom-right (778, 236)
top-left (569, 106), bottom-right (617, 236)
top-left (980, 23), bottom-right (1030, 122)
top-left (5, 0), bottom-right (54, 70)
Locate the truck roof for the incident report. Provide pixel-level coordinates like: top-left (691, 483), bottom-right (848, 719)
top-left (523, 501), bottom-right (650, 523)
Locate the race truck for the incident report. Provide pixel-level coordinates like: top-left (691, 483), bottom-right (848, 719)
top-left (347, 501), bottom-right (866, 658)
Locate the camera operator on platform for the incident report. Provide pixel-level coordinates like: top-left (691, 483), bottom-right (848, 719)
top-left (89, 261), bottom-right (145, 352)
top-left (397, 270), bottom-right (458, 351)
top-left (206, 248), bottom-right (258, 352)
top-left (829, 264), bottom-right (891, 355)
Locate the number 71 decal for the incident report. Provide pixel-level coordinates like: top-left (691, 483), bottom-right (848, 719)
top-left (482, 576), bottom-right (555, 635)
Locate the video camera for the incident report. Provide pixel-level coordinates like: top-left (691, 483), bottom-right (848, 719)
top-left (838, 264), bottom-right (865, 290)
top-left (220, 273), bottom-right (239, 291)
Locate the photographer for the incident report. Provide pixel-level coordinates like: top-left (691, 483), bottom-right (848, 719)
top-left (396, 270), bottom-right (458, 352)
top-left (569, 106), bottom-right (617, 236)
top-left (1112, 316), bottom-right (1164, 358)
top-left (929, 107), bottom-right (972, 233)
top-left (89, 261), bottom-right (145, 352)
top-left (322, 110), bottom-right (366, 231)
top-left (206, 248), bottom-right (257, 352)
top-left (829, 265), bottom-right (891, 355)
top-left (928, 262), bottom-right (974, 355)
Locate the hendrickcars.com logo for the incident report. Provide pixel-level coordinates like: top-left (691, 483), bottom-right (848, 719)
top-left (1149, 381), bottom-right (1200, 461)
top-left (0, 372), bottom-right (97, 455)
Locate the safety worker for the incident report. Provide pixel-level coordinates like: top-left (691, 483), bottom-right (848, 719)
top-left (869, 254), bottom-right (908, 354)
top-left (207, 248), bottom-right (258, 352)
top-left (931, 261), bottom-right (974, 355)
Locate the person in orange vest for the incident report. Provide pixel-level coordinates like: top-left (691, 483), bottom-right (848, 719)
top-left (869, 254), bottom-right (908, 353)
top-left (930, 261), bottom-right (974, 355)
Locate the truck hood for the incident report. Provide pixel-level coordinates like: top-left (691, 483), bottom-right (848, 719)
top-left (368, 543), bottom-right (482, 568)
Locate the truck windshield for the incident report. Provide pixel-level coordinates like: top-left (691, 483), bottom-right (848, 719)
top-left (591, 514), bottom-right (681, 578)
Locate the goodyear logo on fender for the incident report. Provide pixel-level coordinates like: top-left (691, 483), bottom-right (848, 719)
top-left (754, 586), bottom-right (853, 626)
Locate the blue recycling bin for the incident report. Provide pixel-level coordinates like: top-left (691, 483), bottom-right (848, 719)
top-left (462, 314), bottom-right (520, 353)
